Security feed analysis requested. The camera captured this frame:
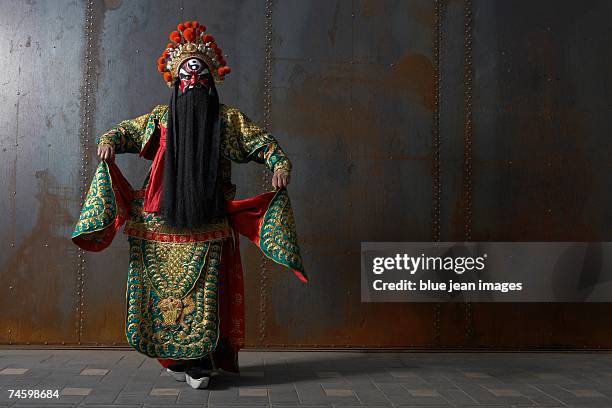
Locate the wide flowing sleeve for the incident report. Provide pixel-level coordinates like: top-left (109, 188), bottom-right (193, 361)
top-left (220, 105), bottom-right (292, 173)
top-left (71, 161), bottom-right (133, 252)
top-left (227, 188), bottom-right (307, 283)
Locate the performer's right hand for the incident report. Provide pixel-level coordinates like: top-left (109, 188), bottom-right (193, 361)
top-left (97, 144), bottom-right (115, 163)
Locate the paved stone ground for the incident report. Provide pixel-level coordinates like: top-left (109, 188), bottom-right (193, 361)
top-left (0, 350), bottom-right (612, 407)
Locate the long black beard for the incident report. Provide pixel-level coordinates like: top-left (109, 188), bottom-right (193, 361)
top-left (161, 81), bottom-right (225, 228)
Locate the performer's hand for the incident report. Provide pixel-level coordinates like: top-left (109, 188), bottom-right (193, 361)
top-left (272, 170), bottom-right (290, 189)
top-left (97, 144), bottom-right (115, 163)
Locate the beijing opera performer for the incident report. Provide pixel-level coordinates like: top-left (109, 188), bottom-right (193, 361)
top-left (71, 20), bottom-right (307, 389)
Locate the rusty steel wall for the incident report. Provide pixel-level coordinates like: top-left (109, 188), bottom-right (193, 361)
top-left (0, 0), bottom-right (611, 349)
top-left (0, 0), bottom-right (86, 345)
top-left (459, 0), bottom-right (612, 348)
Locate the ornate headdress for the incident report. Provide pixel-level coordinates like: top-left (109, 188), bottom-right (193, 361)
top-left (157, 21), bottom-right (231, 87)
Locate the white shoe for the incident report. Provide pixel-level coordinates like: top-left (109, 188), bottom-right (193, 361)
top-left (186, 373), bottom-right (210, 389)
top-left (166, 368), bottom-right (186, 382)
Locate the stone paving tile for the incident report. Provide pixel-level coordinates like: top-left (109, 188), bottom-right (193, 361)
top-left (373, 383), bottom-right (442, 405)
top-left (62, 375), bottom-right (107, 388)
top-left (208, 385), bottom-right (269, 406)
top-left (114, 390), bottom-right (152, 405)
top-left (80, 368), bottom-right (109, 376)
top-left (294, 382), bottom-right (331, 405)
top-left (437, 388), bottom-right (477, 405)
top-left (13, 404), bottom-right (77, 408)
top-left (268, 384), bottom-right (299, 404)
top-left (534, 383), bottom-right (612, 407)
top-left (368, 371), bottom-right (409, 384)
top-left (144, 394), bottom-right (179, 406)
top-left (330, 406), bottom-right (389, 408)
top-left (461, 371), bottom-right (493, 379)
top-left (238, 387), bottom-right (268, 397)
top-left (176, 387), bottom-right (209, 404)
top-left (406, 388), bottom-right (440, 397)
top-left (501, 383), bottom-right (565, 406)
top-left (565, 388), bottom-right (606, 397)
top-left (322, 387), bottom-right (354, 397)
top-left (488, 387), bottom-right (524, 397)
top-left (457, 383), bottom-right (533, 406)
top-left (318, 378), bottom-right (349, 389)
top-left (150, 387), bottom-right (180, 396)
top-left (81, 405), bottom-right (141, 408)
top-left (389, 370), bottom-right (419, 379)
top-left (79, 384), bottom-right (123, 405)
top-left (0, 369), bottom-right (28, 375)
top-left (351, 384), bottom-right (391, 405)
top-left (144, 405), bottom-right (201, 408)
top-left (51, 364), bottom-right (89, 376)
top-left (61, 387), bottom-right (92, 396)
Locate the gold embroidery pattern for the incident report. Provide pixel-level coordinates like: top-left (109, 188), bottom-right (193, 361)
top-left (125, 196), bottom-right (230, 241)
top-left (159, 297), bottom-right (183, 326)
top-left (126, 238), bottom-right (222, 359)
top-left (142, 240), bottom-right (209, 299)
top-left (97, 105), bottom-right (168, 154)
top-left (140, 105), bottom-right (168, 149)
top-left (274, 161), bottom-right (292, 173)
top-left (220, 105), bottom-right (275, 161)
top-left (260, 189), bottom-right (305, 275)
top-left (258, 142), bottom-right (292, 173)
top-left (72, 162), bottom-right (115, 238)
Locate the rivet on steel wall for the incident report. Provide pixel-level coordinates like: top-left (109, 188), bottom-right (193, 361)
top-left (76, 0), bottom-right (98, 344)
top-left (432, 0), bottom-right (444, 346)
top-left (259, 0), bottom-right (275, 346)
top-left (463, 0), bottom-right (474, 341)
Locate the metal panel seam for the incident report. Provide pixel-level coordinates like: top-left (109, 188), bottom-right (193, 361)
top-left (76, 0), bottom-right (97, 345)
top-left (463, 0), bottom-right (474, 341)
top-left (259, 0), bottom-right (275, 345)
top-left (432, 0), bottom-right (444, 346)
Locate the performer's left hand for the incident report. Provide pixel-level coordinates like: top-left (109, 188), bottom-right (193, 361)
top-left (272, 170), bottom-right (290, 189)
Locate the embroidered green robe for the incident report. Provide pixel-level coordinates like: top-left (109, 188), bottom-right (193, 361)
top-left (72, 104), bottom-right (305, 360)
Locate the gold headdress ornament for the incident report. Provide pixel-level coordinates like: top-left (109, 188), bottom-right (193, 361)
top-left (157, 21), bottom-right (231, 87)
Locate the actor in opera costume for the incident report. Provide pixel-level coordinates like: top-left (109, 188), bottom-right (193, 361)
top-left (71, 21), bottom-right (307, 389)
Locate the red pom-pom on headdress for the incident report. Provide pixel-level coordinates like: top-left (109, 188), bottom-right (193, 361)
top-left (170, 31), bottom-right (181, 44)
top-left (185, 21), bottom-right (192, 28)
top-left (177, 23), bottom-right (185, 31)
top-left (183, 28), bottom-right (195, 42)
top-left (163, 72), bottom-right (173, 83)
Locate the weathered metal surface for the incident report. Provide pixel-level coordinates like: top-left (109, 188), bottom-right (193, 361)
top-left (464, 0), bottom-right (612, 348)
top-left (0, 0), bottom-right (611, 349)
top-left (258, 0), bottom-right (438, 347)
top-left (0, 0), bottom-right (85, 345)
